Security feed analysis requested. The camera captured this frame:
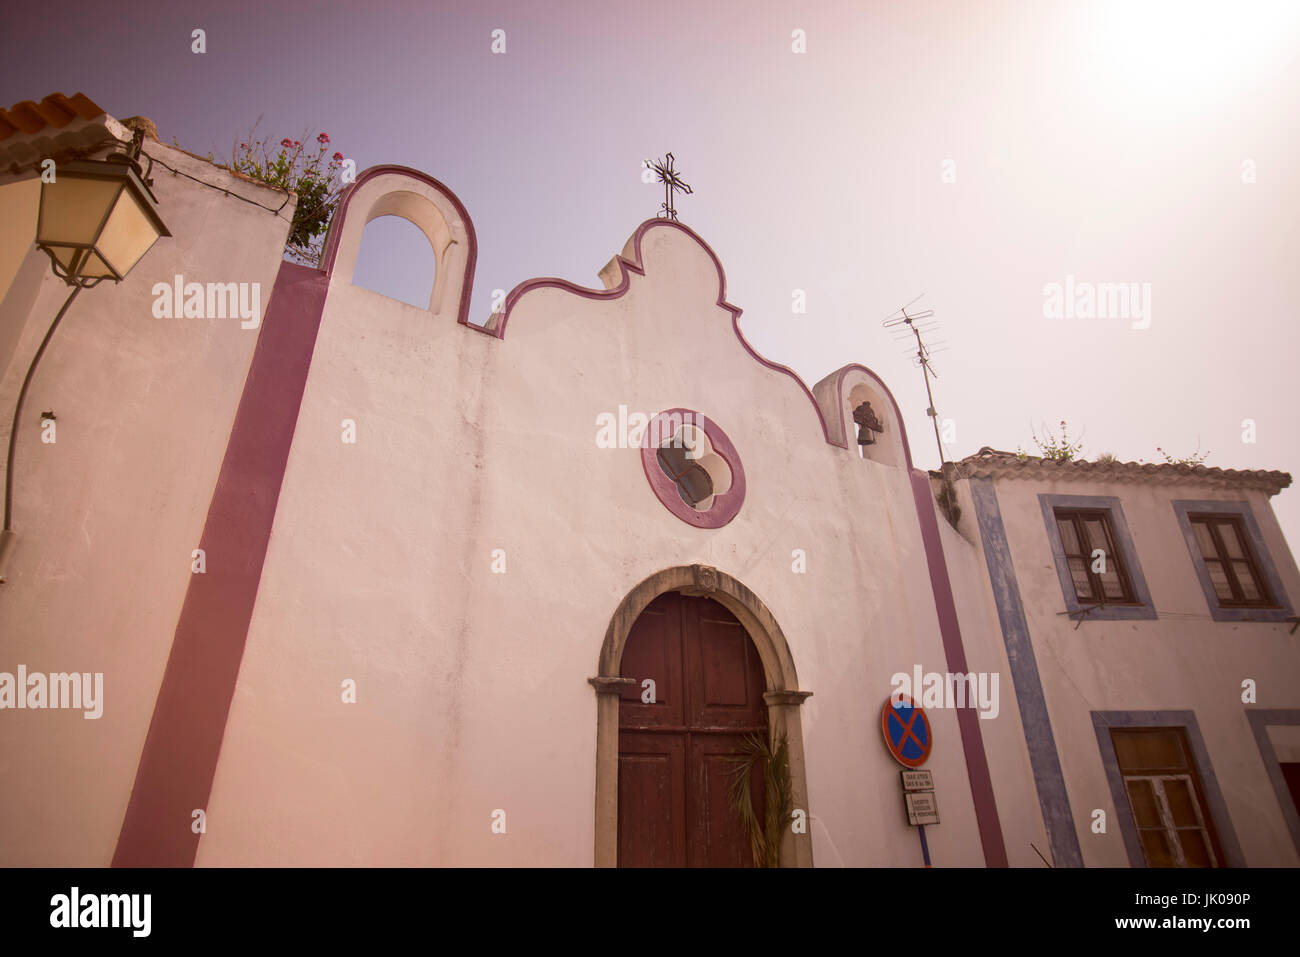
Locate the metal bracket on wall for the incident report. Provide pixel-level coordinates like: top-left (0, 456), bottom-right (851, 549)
top-left (1057, 602), bottom-right (1109, 631)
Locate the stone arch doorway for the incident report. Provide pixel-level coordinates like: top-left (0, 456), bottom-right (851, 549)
top-left (591, 565), bottom-right (813, 867)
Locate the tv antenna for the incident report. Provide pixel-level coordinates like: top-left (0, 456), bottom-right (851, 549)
top-left (882, 295), bottom-right (950, 469)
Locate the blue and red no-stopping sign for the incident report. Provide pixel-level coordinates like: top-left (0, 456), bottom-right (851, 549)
top-left (881, 695), bottom-right (932, 768)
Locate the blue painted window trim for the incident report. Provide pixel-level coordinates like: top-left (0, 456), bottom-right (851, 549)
top-left (1038, 494), bottom-right (1157, 621)
top-left (972, 480), bottom-right (1083, 867)
top-left (1244, 709), bottom-right (1300, 859)
top-left (1170, 500), bottom-right (1294, 622)
top-left (1091, 711), bottom-right (1245, 868)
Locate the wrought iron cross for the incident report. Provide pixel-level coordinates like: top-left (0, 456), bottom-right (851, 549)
top-left (648, 152), bottom-right (693, 221)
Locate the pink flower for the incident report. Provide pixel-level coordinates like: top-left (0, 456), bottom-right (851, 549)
top-left (333, 151), bottom-right (343, 162)
top-left (317, 132), bottom-right (330, 144)
top-left (292, 140), bottom-right (301, 148)
top-left (280, 137), bottom-right (293, 148)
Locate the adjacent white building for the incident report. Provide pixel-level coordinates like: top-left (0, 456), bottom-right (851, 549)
top-left (941, 449), bottom-right (1300, 866)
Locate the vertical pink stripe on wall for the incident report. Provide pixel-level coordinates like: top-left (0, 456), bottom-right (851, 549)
top-left (112, 263), bottom-right (328, 867)
top-left (911, 469), bottom-right (1009, 867)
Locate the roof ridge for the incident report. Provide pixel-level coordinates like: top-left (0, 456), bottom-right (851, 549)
top-left (946, 449), bottom-right (1290, 495)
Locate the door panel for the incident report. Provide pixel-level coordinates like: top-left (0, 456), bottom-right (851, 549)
top-left (617, 733), bottom-right (686, 867)
top-left (618, 594), bottom-right (684, 729)
top-left (618, 592), bottom-right (768, 867)
top-left (688, 604), bottom-right (766, 730)
top-left (689, 734), bottom-right (764, 867)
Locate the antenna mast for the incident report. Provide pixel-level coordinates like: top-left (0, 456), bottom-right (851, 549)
top-left (883, 296), bottom-right (949, 468)
top-left (883, 297), bottom-right (960, 526)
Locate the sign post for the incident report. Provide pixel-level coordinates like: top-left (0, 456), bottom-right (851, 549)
top-left (881, 695), bottom-right (938, 867)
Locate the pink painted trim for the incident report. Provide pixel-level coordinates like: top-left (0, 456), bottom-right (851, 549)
top-left (476, 218), bottom-right (917, 467)
top-left (640, 409), bottom-right (746, 529)
top-left (112, 262), bottom-right (330, 867)
top-left (323, 184), bottom-right (914, 466)
top-left (319, 164), bottom-right (479, 328)
top-left (821, 365), bottom-right (915, 469)
top-left (910, 469), bottom-right (1008, 866)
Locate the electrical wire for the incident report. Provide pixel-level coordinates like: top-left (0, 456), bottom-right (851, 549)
top-left (142, 149), bottom-right (292, 215)
top-left (2, 136), bottom-right (125, 177)
top-left (5, 136), bottom-right (294, 216)
top-left (2, 137), bottom-right (319, 539)
top-left (4, 282), bottom-right (83, 531)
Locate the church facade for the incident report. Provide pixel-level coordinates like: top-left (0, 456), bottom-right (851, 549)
top-left (1, 94), bottom-right (1297, 867)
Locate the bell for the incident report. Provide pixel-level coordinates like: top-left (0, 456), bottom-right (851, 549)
top-left (853, 401), bottom-right (883, 446)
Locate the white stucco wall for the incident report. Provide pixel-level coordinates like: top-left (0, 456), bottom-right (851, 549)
top-left (198, 214), bottom-right (992, 866)
top-left (0, 140), bottom-right (292, 865)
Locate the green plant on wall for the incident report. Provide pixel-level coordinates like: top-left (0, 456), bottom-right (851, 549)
top-left (224, 120), bottom-right (347, 266)
top-left (1017, 419), bottom-right (1085, 462)
top-left (727, 731), bottom-right (793, 867)
top-left (1156, 443), bottom-right (1211, 466)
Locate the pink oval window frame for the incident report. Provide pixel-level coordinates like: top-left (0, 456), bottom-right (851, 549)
top-left (640, 408), bottom-right (746, 528)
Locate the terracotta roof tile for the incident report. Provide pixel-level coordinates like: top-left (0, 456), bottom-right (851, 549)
top-left (944, 446), bottom-right (1291, 496)
top-left (0, 92), bottom-right (105, 141)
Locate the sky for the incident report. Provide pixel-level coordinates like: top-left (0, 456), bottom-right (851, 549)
top-left (3, 0), bottom-right (1298, 548)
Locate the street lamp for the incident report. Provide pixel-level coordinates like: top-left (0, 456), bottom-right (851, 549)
top-left (35, 139), bottom-right (170, 285)
top-left (0, 129), bottom-right (170, 583)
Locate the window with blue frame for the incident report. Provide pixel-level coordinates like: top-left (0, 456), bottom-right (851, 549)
top-left (1039, 494), bottom-right (1157, 622)
top-left (1054, 508), bottom-right (1138, 604)
top-left (1172, 500), bottom-right (1294, 622)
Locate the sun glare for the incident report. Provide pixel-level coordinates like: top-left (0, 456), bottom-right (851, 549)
top-left (1079, 0), bottom-right (1300, 111)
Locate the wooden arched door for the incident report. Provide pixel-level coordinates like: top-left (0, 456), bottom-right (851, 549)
top-left (617, 591), bottom-right (768, 866)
